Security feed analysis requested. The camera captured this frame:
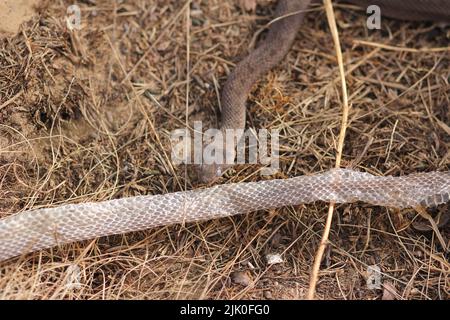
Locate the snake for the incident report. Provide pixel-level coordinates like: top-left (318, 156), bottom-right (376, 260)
top-left (0, 0), bottom-right (449, 262)
top-left (199, 0), bottom-right (450, 181)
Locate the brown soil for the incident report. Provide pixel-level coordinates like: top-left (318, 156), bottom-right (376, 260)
top-left (0, 0), bottom-right (39, 35)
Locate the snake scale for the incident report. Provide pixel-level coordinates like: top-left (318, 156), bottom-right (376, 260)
top-left (0, 0), bottom-right (449, 262)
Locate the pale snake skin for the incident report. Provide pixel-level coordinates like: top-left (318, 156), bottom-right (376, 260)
top-left (1, 169), bottom-right (449, 261)
top-left (1, 0), bottom-right (450, 261)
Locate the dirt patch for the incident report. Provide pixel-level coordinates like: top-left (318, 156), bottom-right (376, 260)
top-left (0, 0), bottom-right (40, 35)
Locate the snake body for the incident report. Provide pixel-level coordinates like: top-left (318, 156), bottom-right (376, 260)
top-left (201, 0), bottom-right (450, 181)
top-left (1, 1), bottom-right (449, 262)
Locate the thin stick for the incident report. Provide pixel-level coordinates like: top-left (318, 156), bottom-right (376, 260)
top-left (307, 0), bottom-right (350, 300)
top-left (353, 40), bottom-right (450, 53)
top-left (185, 0), bottom-right (191, 192)
top-left (415, 206), bottom-right (447, 251)
top-left (0, 90), bottom-right (23, 111)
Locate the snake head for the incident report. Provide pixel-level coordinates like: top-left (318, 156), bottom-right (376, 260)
top-left (197, 146), bottom-right (234, 184)
top-left (196, 133), bottom-right (235, 184)
top-left (198, 162), bottom-right (233, 184)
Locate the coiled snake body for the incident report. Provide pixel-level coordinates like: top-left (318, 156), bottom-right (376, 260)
top-left (1, 0), bottom-right (449, 262)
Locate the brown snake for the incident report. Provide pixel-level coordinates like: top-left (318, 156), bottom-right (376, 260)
top-left (200, 0), bottom-right (450, 181)
top-left (0, 1), bottom-right (449, 262)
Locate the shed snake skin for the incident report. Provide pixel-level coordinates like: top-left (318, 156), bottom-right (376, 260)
top-left (1, 0), bottom-right (449, 262)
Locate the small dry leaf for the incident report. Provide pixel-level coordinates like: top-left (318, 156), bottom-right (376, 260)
top-left (156, 40), bottom-right (171, 52)
top-left (270, 233), bottom-right (282, 248)
top-left (436, 119), bottom-right (450, 135)
top-left (231, 271), bottom-right (253, 287)
top-left (314, 65), bottom-right (329, 77)
top-left (263, 290), bottom-right (273, 299)
top-left (266, 253), bottom-right (284, 265)
top-left (382, 282), bottom-right (397, 300)
top-left (239, 0), bottom-right (257, 12)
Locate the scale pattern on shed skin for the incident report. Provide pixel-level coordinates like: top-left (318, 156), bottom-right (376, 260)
top-left (1, 169), bottom-right (449, 261)
top-left (1, 0), bottom-right (450, 262)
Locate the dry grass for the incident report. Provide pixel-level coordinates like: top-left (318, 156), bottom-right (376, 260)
top-left (0, 0), bottom-right (449, 299)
